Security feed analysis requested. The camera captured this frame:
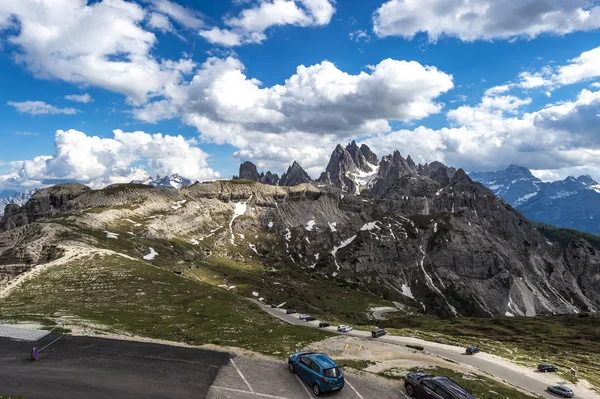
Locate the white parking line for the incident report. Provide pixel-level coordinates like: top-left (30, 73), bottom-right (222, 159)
top-left (346, 379), bottom-right (364, 399)
top-left (294, 375), bottom-right (313, 398)
top-left (231, 358), bottom-right (254, 393)
top-left (211, 386), bottom-right (290, 399)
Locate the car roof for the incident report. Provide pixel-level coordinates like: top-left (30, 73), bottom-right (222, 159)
top-left (410, 372), bottom-right (432, 380)
top-left (307, 353), bottom-right (338, 369)
top-left (433, 377), bottom-right (476, 398)
top-left (539, 363), bottom-right (553, 366)
top-left (553, 386), bottom-right (572, 391)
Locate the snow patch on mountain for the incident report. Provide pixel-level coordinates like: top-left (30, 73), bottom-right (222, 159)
top-left (229, 196), bottom-right (252, 245)
top-left (331, 235), bottom-right (357, 271)
top-left (143, 247), bottom-right (158, 260)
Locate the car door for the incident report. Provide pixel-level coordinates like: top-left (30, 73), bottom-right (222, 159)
top-left (420, 380), bottom-right (443, 399)
top-left (309, 361), bottom-right (321, 386)
top-left (297, 356), bottom-right (313, 382)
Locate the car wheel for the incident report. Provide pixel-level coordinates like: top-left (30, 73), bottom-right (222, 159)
top-left (543, 369), bottom-right (547, 373)
top-left (405, 383), bottom-right (415, 397)
top-left (288, 362), bottom-right (295, 373)
top-left (313, 384), bottom-right (321, 396)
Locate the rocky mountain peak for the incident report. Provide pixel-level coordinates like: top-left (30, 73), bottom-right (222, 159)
top-left (450, 168), bottom-right (472, 185)
top-left (237, 161), bottom-right (260, 182)
top-left (233, 161), bottom-right (280, 186)
top-left (470, 165), bottom-right (542, 207)
top-left (360, 144), bottom-right (378, 165)
top-left (577, 175), bottom-right (597, 187)
top-left (279, 161), bottom-right (312, 186)
top-left (318, 142), bottom-right (380, 194)
top-left (417, 161), bottom-right (456, 180)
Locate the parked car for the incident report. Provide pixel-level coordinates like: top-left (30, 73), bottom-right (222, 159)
top-left (318, 322), bottom-right (330, 328)
top-left (337, 325), bottom-right (352, 332)
top-left (372, 328), bottom-right (386, 338)
top-left (305, 316), bottom-right (317, 321)
top-left (288, 351), bottom-right (344, 396)
top-left (538, 363), bottom-right (558, 372)
top-left (404, 372), bottom-right (477, 399)
top-left (270, 304), bottom-right (277, 308)
top-left (547, 385), bottom-right (574, 397)
top-left (298, 314), bottom-right (309, 320)
top-left (286, 309), bottom-right (297, 314)
top-left (465, 346), bottom-right (480, 355)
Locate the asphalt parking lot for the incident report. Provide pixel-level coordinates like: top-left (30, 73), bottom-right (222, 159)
top-left (206, 355), bottom-right (406, 399)
top-left (0, 335), bottom-right (229, 399)
top-left (0, 327), bottom-right (406, 399)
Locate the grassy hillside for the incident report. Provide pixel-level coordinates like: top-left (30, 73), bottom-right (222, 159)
top-left (0, 254), bottom-right (331, 357)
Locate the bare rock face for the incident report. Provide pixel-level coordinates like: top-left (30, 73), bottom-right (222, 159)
top-left (418, 161), bottom-right (457, 179)
top-left (260, 171), bottom-right (280, 186)
top-left (280, 161), bottom-right (312, 186)
top-left (371, 151), bottom-right (418, 196)
top-left (237, 161), bottom-right (261, 182)
top-left (0, 184), bottom-right (91, 231)
top-left (361, 144), bottom-right (378, 165)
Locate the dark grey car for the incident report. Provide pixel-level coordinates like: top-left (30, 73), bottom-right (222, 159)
top-left (405, 372), bottom-right (477, 399)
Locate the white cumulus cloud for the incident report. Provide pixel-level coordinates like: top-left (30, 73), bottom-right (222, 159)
top-left (363, 86), bottom-right (600, 180)
top-left (135, 56), bottom-right (453, 173)
top-left (373, 0), bottom-right (600, 42)
top-left (0, 129), bottom-right (219, 189)
top-left (0, 0), bottom-right (194, 105)
top-left (200, 0), bottom-right (335, 46)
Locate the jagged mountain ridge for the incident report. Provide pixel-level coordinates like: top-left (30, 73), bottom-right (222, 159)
top-left (2, 144), bottom-right (599, 318)
top-left (0, 188), bottom-right (38, 217)
top-left (317, 141), bottom-right (379, 195)
top-left (131, 173), bottom-right (194, 189)
top-left (470, 166), bottom-right (600, 235)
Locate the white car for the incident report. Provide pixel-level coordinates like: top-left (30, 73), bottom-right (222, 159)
top-left (298, 314), bottom-right (309, 320)
top-left (337, 325), bottom-right (353, 332)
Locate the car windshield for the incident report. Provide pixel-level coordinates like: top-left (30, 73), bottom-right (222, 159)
top-left (324, 367), bottom-right (341, 378)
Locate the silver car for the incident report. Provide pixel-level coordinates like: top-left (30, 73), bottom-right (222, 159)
top-left (547, 385), bottom-right (574, 398)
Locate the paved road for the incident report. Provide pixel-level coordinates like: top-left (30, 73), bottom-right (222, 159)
top-left (250, 299), bottom-right (599, 399)
top-left (0, 335), bottom-right (229, 399)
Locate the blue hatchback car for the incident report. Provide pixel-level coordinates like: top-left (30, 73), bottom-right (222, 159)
top-left (288, 351), bottom-right (344, 396)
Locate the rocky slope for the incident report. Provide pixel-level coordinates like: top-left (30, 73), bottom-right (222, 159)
top-left (1, 146), bottom-right (599, 318)
top-left (471, 166), bottom-right (600, 235)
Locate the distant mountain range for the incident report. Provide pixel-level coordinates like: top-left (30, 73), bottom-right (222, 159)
top-left (4, 142), bottom-right (600, 318)
top-left (131, 174), bottom-right (194, 189)
top-left (0, 189), bottom-right (38, 216)
top-left (470, 166), bottom-right (600, 235)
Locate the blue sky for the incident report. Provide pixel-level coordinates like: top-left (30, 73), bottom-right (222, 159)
top-left (1, 0), bottom-right (600, 190)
